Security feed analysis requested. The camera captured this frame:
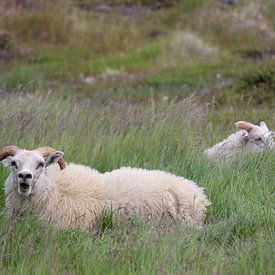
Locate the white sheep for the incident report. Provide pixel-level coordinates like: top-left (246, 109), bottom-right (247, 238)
top-left (204, 121), bottom-right (275, 163)
top-left (1, 145), bottom-right (210, 229)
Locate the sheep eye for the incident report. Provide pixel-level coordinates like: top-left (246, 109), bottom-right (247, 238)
top-left (256, 137), bottom-right (262, 142)
top-left (36, 162), bottom-right (44, 169)
top-left (10, 161), bottom-right (17, 168)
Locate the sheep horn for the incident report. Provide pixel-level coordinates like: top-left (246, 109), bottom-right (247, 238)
top-left (37, 146), bottom-right (66, 170)
top-left (0, 145), bottom-right (19, 161)
top-left (235, 121), bottom-right (255, 132)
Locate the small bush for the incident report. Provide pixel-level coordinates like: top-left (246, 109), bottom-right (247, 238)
top-left (214, 64), bottom-right (275, 107)
top-left (235, 64), bottom-right (275, 106)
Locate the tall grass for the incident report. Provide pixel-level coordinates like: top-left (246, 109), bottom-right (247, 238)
top-left (0, 66), bottom-right (45, 90)
top-left (0, 90), bottom-right (274, 274)
top-left (0, 0), bottom-right (274, 273)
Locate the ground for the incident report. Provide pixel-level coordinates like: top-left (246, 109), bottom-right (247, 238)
top-left (0, 0), bottom-right (274, 274)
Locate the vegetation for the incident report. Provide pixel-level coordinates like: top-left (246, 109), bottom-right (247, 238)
top-left (0, 92), bottom-right (274, 274)
top-left (0, 0), bottom-right (274, 274)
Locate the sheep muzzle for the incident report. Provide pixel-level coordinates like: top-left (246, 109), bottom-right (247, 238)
top-left (19, 182), bottom-right (31, 194)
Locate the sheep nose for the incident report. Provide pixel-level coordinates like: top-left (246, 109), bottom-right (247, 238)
top-left (18, 172), bottom-right (33, 180)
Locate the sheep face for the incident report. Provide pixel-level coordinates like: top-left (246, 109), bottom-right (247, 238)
top-left (236, 121), bottom-right (275, 151)
top-left (2, 150), bottom-right (63, 197)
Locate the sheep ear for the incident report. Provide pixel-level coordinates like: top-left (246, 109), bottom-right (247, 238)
top-left (45, 151), bottom-right (64, 168)
top-left (270, 131), bottom-right (275, 138)
top-left (235, 121), bottom-right (254, 132)
top-left (1, 156), bottom-right (13, 168)
top-left (260, 121), bottom-right (269, 131)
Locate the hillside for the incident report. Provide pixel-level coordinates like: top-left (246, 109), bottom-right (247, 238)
top-left (0, 1), bottom-right (275, 274)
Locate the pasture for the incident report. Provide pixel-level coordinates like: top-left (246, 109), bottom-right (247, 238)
top-left (0, 0), bottom-right (274, 274)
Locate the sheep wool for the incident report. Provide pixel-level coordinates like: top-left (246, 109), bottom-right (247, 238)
top-left (204, 121), bottom-right (275, 163)
top-left (4, 162), bottom-right (210, 229)
top-left (204, 130), bottom-right (249, 163)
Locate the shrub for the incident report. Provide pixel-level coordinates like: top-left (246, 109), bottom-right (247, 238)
top-left (235, 64), bottom-right (275, 106)
top-left (214, 63), bottom-right (275, 107)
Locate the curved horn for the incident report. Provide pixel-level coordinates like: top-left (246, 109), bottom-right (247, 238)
top-left (0, 145), bottom-right (19, 161)
top-left (235, 121), bottom-right (255, 132)
top-left (36, 146), bottom-right (66, 170)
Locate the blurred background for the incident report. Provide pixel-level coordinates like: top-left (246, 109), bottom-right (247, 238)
top-left (0, 0), bottom-right (274, 106)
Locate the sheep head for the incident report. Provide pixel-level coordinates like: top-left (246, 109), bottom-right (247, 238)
top-left (0, 145), bottom-right (65, 197)
top-left (235, 121), bottom-right (275, 150)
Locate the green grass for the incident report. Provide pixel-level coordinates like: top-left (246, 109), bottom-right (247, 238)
top-left (0, 0), bottom-right (275, 273)
top-left (1, 0), bottom-right (274, 103)
top-left (0, 66), bottom-right (45, 90)
top-left (0, 91), bottom-right (274, 274)
top-left (88, 41), bottom-right (161, 74)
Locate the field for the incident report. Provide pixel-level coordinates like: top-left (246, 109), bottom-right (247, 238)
top-left (0, 0), bottom-right (275, 274)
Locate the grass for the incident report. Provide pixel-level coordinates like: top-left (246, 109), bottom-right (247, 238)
top-left (0, 0), bottom-right (275, 273)
top-left (0, 91), bottom-right (274, 274)
top-left (0, 65), bottom-right (45, 90)
top-left (1, 0), bottom-right (274, 97)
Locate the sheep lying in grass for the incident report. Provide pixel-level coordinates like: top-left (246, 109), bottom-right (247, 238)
top-left (1, 145), bottom-right (210, 229)
top-left (204, 121), bottom-right (275, 163)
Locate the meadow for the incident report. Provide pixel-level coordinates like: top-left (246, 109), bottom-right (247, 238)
top-left (0, 0), bottom-right (275, 274)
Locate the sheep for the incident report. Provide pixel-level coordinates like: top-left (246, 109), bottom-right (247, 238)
top-left (1, 145), bottom-right (210, 229)
top-left (204, 120), bottom-right (275, 163)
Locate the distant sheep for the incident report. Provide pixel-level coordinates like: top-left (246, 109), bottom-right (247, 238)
top-left (1, 145), bottom-right (210, 229)
top-left (204, 121), bottom-right (275, 163)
